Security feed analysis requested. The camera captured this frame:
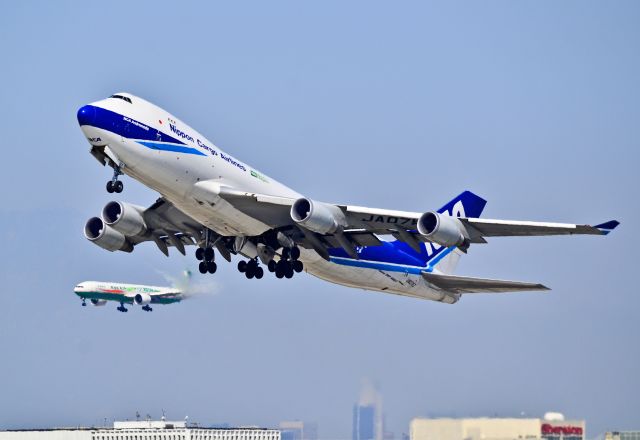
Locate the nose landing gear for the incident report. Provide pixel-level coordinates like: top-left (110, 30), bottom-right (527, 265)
top-left (106, 164), bottom-right (124, 193)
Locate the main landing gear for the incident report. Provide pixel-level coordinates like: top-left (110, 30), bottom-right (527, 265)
top-left (106, 164), bottom-right (124, 193)
top-left (196, 246), bottom-right (217, 274)
top-left (237, 246), bottom-right (304, 280)
top-left (142, 305), bottom-right (153, 312)
top-left (268, 246), bottom-right (303, 279)
top-left (117, 302), bottom-right (128, 313)
top-left (237, 258), bottom-right (264, 279)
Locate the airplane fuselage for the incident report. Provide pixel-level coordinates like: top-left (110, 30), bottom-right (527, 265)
top-left (74, 281), bottom-right (182, 306)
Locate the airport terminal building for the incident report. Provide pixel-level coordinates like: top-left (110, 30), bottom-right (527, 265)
top-left (0, 420), bottom-right (281, 440)
top-left (410, 413), bottom-right (585, 440)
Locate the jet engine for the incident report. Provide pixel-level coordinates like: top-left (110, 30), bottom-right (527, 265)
top-left (417, 211), bottom-right (466, 247)
top-left (84, 217), bottom-right (133, 252)
top-left (290, 198), bottom-right (345, 234)
top-left (102, 201), bottom-right (147, 236)
top-left (134, 293), bottom-right (151, 306)
top-left (90, 299), bottom-right (107, 306)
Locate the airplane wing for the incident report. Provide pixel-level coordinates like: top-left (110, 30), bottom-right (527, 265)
top-left (211, 185), bottom-right (618, 259)
top-left (421, 272), bottom-right (549, 294)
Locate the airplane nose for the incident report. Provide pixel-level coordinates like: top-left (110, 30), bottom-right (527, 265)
top-left (77, 105), bottom-right (96, 126)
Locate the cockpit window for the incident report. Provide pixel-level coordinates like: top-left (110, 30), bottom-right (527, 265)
top-left (109, 94), bottom-right (132, 104)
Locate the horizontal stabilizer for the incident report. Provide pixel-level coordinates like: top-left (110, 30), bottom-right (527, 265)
top-left (421, 272), bottom-right (549, 294)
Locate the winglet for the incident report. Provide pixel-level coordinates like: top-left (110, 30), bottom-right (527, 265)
top-left (594, 220), bottom-right (620, 235)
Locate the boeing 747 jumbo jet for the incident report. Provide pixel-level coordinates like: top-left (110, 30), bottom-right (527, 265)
top-left (77, 93), bottom-right (619, 304)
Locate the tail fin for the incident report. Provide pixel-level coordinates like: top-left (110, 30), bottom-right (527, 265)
top-left (437, 190), bottom-right (487, 219)
top-left (394, 191), bottom-right (487, 274)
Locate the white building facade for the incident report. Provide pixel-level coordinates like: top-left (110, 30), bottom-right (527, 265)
top-left (0, 421), bottom-right (281, 440)
top-left (410, 414), bottom-right (585, 440)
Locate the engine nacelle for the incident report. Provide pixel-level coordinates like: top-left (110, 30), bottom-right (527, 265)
top-left (102, 201), bottom-right (147, 236)
top-left (290, 198), bottom-right (344, 234)
top-left (134, 292), bottom-right (151, 306)
top-left (84, 217), bottom-right (133, 252)
top-left (90, 299), bottom-right (107, 306)
top-left (417, 211), bottom-right (466, 247)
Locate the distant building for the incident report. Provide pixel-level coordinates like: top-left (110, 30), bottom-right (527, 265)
top-left (410, 413), bottom-right (585, 440)
top-left (0, 420), bottom-right (281, 440)
top-left (352, 380), bottom-right (383, 440)
top-left (606, 433), bottom-right (640, 440)
top-left (353, 404), bottom-right (376, 440)
top-left (278, 421), bottom-right (317, 440)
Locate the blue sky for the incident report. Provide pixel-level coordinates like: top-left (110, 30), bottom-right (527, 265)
top-left (0, 1), bottom-right (638, 438)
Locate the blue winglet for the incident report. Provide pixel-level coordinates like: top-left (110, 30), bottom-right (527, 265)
top-left (594, 220), bottom-right (620, 235)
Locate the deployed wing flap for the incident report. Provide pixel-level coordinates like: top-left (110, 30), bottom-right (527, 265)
top-left (421, 272), bottom-right (549, 294)
top-left (339, 205), bottom-right (420, 231)
top-left (344, 230), bottom-right (382, 247)
top-left (460, 218), bottom-right (619, 237)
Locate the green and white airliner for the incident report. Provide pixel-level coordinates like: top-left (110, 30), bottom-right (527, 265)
top-left (74, 276), bottom-right (187, 312)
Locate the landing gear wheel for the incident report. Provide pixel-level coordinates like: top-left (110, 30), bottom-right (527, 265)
top-left (238, 260), bottom-right (247, 273)
top-left (114, 180), bottom-right (123, 193)
top-left (290, 246), bottom-right (300, 260)
top-left (267, 260), bottom-right (277, 272)
top-left (207, 261), bottom-right (217, 274)
top-left (198, 261), bottom-right (208, 274)
top-left (281, 248), bottom-right (290, 260)
top-left (275, 267), bottom-right (285, 278)
top-left (106, 181), bottom-right (114, 193)
top-left (204, 247), bottom-right (215, 262)
top-left (195, 247), bottom-right (205, 261)
top-left (255, 267), bottom-right (264, 279)
top-left (285, 264), bottom-right (294, 279)
top-left (293, 260), bottom-right (303, 273)
top-left (246, 260), bottom-right (257, 278)
top-left (81, 299), bottom-right (87, 307)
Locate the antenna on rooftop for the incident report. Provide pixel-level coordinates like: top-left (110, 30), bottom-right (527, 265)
top-left (136, 411), bottom-right (141, 421)
top-left (161, 409), bottom-right (166, 422)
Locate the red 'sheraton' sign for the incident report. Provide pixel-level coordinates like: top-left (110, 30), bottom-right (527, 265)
top-left (541, 424), bottom-right (583, 435)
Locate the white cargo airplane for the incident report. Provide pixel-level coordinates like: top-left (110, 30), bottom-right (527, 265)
top-left (77, 93), bottom-right (618, 304)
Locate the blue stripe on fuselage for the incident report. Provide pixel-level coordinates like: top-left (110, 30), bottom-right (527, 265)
top-left (136, 140), bottom-right (206, 156)
top-left (327, 241), bottom-right (456, 274)
top-left (80, 105), bottom-right (187, 146)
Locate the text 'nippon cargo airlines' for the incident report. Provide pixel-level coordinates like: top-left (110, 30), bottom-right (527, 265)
top-left (77, 93), bottom-right (619, 304)
top-left (74, 271), bottom-right (191, 312)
